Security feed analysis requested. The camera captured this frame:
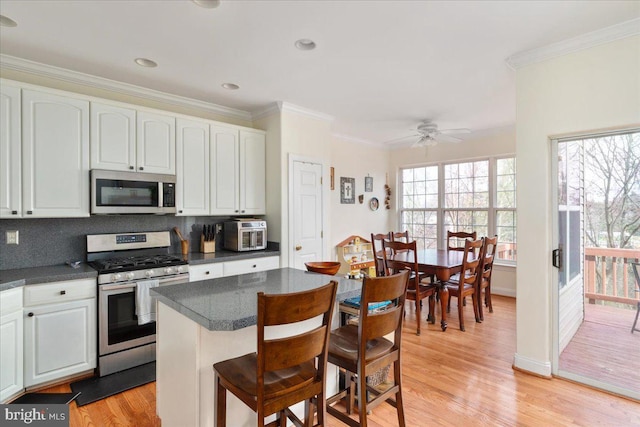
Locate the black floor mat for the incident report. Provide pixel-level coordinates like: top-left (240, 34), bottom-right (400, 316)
top-left (70, 362), bottom-right (155, 407)
top-left (11, 392), bottom-right (80, 405)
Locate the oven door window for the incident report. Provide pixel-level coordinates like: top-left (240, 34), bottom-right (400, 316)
top-left (107, 291), bottom-right (155, 345)
top-left (95, 178), bottom-right (158, 207)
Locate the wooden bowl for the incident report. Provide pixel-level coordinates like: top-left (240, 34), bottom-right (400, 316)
top-left (304, 261), bottom-right (341, 276)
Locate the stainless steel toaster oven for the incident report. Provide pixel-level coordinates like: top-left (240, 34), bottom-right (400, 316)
top-left (223, 220), bottom-right (267, 251)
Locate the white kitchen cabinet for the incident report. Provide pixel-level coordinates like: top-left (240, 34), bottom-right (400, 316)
top-left (23, 279), bottom-right (96, 387)
top-left (1, 287), bottom-right (23, 402)
top-left (210, 125), bottom-right (266, 216)
top-left (21, 89), bottom-right (90, 218)
top-left (176, 118), bottom-right (210, 216)
top-left (0, 83), bottom-right (21, 218)
top-left (189, 263), bottom-right (224, 282)
top-left (90, 102), bottom-right (136, 172)
top-left (137, 111), bottom-right (176, 175)
top-left (222, 256), bottom-right (279, 277)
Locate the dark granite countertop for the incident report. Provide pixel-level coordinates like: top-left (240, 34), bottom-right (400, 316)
top-left (151, 267), bottom-right (361, 331)
top-left (183, 249), bottom-right (280, 265)
top-left (0, 264), bottom-right (98, 292)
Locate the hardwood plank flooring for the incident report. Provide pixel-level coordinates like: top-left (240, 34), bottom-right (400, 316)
top-left (42, 296), bottom-right (639, 426)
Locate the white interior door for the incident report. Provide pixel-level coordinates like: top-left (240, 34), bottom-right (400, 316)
top-left (291, 160), bottom-right (323, 270)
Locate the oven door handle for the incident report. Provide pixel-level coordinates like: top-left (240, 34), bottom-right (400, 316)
top-left (100, 275), bottom-right (189, 291)
top-left (101, 283), bottom-right (137, 291)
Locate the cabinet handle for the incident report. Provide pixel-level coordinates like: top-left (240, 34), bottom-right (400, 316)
top-left (28, 312), bottom-right (34, 317)
top-left (179, 210), bottom-right (183, 214)
top-left (253, 264), bottom-right (257, 268)
top-left (129, 166), bottom-right (134, 170)
top-left (139, 166), bottom-right (144, 171)
top-left (241, 210), bottom-right (245, 213)
top-left (205, 271), bottom-right (210, 275)
top-left (235, 210), bottom-right (239, 213)
top-left (60, 290), bottom-right (66, 295)
top-left (11, 210), bottom-right (17, 215)
top-left (27, 210), bottom-right (33, 214)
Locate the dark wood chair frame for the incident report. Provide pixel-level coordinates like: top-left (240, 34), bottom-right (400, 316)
top-left (326, 270), bottom-right (410, 427)
top-left (213, 281), bottom-right (338, 427)
top-left (370, 232), bottom-right (392, 277)
top-left (443, 238), bottom-right (483, 331)
top-left (447, 230), bottom-right (478, 252)
top-left (477, 235), bottom-right (498, 321)
top-left (382, 240), bottom-right (437, 336)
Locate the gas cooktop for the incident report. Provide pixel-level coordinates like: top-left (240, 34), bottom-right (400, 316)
top-left (90, 254), bottom-right (187, 274)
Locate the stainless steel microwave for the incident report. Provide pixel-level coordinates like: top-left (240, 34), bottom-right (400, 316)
top-left (224, 220), bottom-right (267, 251)
top-left (91, 170), bottom-right (176, 215)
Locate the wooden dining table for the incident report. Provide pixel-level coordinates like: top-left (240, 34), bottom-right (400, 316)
top-left (390, 248), bottom-right (467, 331)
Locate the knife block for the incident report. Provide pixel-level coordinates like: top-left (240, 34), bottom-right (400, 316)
top-left (200, 235), bottom-right (215, 253)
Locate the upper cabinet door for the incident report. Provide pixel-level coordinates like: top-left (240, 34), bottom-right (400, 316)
top-left (176, 118), bottom-right (210, 216)
top-left (0, 84), bottom-right (21, 218)
top-left (90, 102), bottom-right (136, 171)
top-left (137, 111), bottom-right (175, 175)
top-left (210, 124), bottom-right (239, 215)
top-left (22, 89), bottom-right (89, 218)
top-left (239, 130), bottom-right (266, 215)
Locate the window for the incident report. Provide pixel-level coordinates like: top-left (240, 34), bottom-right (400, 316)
top-left (400, 156), bottom-right (516, 263)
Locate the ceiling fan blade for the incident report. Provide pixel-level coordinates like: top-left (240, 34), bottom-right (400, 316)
top-left (434, 134), bottom-right (462, 143)
top-left (439, 128), bottom-right (471, 135)
top-left (383, 134), bottom-right (420, 144)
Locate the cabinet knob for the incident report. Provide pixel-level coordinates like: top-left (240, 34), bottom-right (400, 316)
top-left (11, 210), bottom-right (17, 215)
top-left (28, 312), bottom-right (34, 317)
top-left (235, 210), bottom-right (239, 213)
top-left (60, 290), bottom-right (66, 295)
top-left (295, 245), bottom-right (302, 251)
top-left (129, 166), bottom-right (134, 170)
top-left (139, 166), bottom-right (144, 171)
top-left (205, 271), bottom-right (210, 275)
top-left (252, 264), bottom-right (257, 268)
top-left (27, 210), bottom-right (33, 214)
top-left (179, 210), bottom-right (183, 214)
top-left (241, 210), bottom-right (245, 213)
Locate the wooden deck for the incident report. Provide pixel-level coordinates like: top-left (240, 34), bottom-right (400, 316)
top-left (559, 301), bottom-right (640, 395)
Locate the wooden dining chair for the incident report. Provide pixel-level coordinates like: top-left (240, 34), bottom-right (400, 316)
top-left (370, 232), bottom-right (392, 277)
top-left (443, 238), bottom-right (483, 331)
top-left (391, 230), bottom-right (409, 244)
top-left (477, 235), bottom-right (498, 321)
top-left (447, 230), bottom-right (477, 252)
top-left (326, 270), bottom-right (409, 427)
top-left (382, 240), bottom-right (437, 335)
top-left (213, 281), bottom-right (338, 427)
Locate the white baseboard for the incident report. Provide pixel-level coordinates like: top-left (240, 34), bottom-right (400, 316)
top-left (492, 287), bottom-right (516, 298)
top-left (513, 353), bottom-right (552, 377)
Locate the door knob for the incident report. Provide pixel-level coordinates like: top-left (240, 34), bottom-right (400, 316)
top-left (295, 245), bottom-right (302, 251)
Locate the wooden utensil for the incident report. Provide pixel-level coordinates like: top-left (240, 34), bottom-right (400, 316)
top-left (173, 227), bottom-right (185, 242)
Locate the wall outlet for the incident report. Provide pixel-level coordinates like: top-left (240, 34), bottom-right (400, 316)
top-left (6, 230), bottom-right (19, 245)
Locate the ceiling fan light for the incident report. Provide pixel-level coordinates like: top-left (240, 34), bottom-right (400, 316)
top-left (0, 15), bottom-right (17, 27)
top-left (192, 0), bottom-right (220, 8)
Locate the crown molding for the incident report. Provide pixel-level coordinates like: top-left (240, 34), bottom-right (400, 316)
top-left (506, 18), bottom-right (640, 70)
top-left (251, 103), bottom-right (281, 121)
top-left (277, 101), bottom-right (334, 122)
top-left (0, 54), bottom-right (253, 122)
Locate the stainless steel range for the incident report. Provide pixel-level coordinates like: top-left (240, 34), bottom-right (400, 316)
top-left (87, 231), bottom-right (189, 376)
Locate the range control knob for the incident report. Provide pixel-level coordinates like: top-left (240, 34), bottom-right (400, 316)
top-left (177, 266), bottom-right (185, 273)
top-left (164, 267), bottom-right (175, 275)
top-left (126, 272), bottom-right (135, 281)
top-left (145, 270), bottom-right (154, 278)
top-left (112, 273), bottom-right (123, 282)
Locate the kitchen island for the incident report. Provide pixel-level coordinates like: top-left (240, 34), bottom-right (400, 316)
top-left (151, 267), bottom-right (362, 427)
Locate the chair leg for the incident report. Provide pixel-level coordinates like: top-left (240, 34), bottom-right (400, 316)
top-left (487, 285), bottom-right (493, 313)
top-left (427, 295), bottom-right (436, 324)
top-left (393, 360), bottom-right (406, 427)
top-left (477, 288), bottom-right (484, 321)
top-left (457, 296), bottom-right (465, 332)
top-left (472, 292), bottom-right (480, 323)
top-left (215, 377), bottom-right (226, 427)
top-left (358, 367), bottom-right (369, 427)
top-left (415, 298), bottom-right (421, 336)
top-left (632, 303), bottom-right (640, 333)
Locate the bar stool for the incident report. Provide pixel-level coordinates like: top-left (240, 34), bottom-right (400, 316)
top-left (326, 270), bottom-right (409, 427)
top-left (213, 281), bottom-right (338, 427)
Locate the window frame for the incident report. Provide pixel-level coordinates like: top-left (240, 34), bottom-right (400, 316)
top-left (398, 154), bottom-right (516, 266)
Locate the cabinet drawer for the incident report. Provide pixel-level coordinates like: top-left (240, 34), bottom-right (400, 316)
top-left (223, 256), bottom-right (280, 277)
top-left (0, 287), bottom-right (23, 314)
top-left (189, 263), bottom-right (224, 282)
top-left (24, 278), bottom-right (96, 307)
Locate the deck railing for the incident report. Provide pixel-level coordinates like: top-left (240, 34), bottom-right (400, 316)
top-left (584, 247), bottom-right (640, 306)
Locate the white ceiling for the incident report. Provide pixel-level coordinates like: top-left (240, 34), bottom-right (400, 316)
top-left (0, 1), bottom-right (638, 144)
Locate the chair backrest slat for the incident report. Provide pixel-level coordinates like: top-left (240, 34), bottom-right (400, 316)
top-left (381, 240), bottom-right (420, 290)
top-left (447, 230), bottom-right (478, 252)
top-left (371, 232), bottom-right (392, 277)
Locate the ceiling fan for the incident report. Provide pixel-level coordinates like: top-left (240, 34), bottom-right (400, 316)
top-left (385, 121), bottom-right (471, 147)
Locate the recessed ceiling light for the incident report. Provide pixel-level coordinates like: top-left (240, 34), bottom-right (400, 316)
top-left (221, 83), bottom-right (239, 90)
top-left (0, 15), bottom-right (18, 27)
top-left (295, 39), bottom-right (316, 51)
top-left (134, 58), bottom-right (158, 68)
top-left (192, 0), bottom-right (220, 8)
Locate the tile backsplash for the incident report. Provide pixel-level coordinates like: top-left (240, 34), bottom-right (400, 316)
top-left (0, 216), bottom-right (231, 270)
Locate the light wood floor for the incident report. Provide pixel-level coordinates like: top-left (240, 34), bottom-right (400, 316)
top-left (43, 296), bottom-right (640, 427)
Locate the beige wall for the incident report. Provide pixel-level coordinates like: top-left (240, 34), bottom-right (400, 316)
top-left (514, 35), bottom-right (640, 376)
top-left (389, 127), bottom-right (517, 296)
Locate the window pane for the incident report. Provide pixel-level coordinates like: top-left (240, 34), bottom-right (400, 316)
top-left (496, 209), bottom-right (517, 261)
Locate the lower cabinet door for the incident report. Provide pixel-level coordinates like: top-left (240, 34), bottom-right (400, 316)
top-left (24, 298), bottom-right (96, 387)
top-left (0, 310), bottom-right (23, 402)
